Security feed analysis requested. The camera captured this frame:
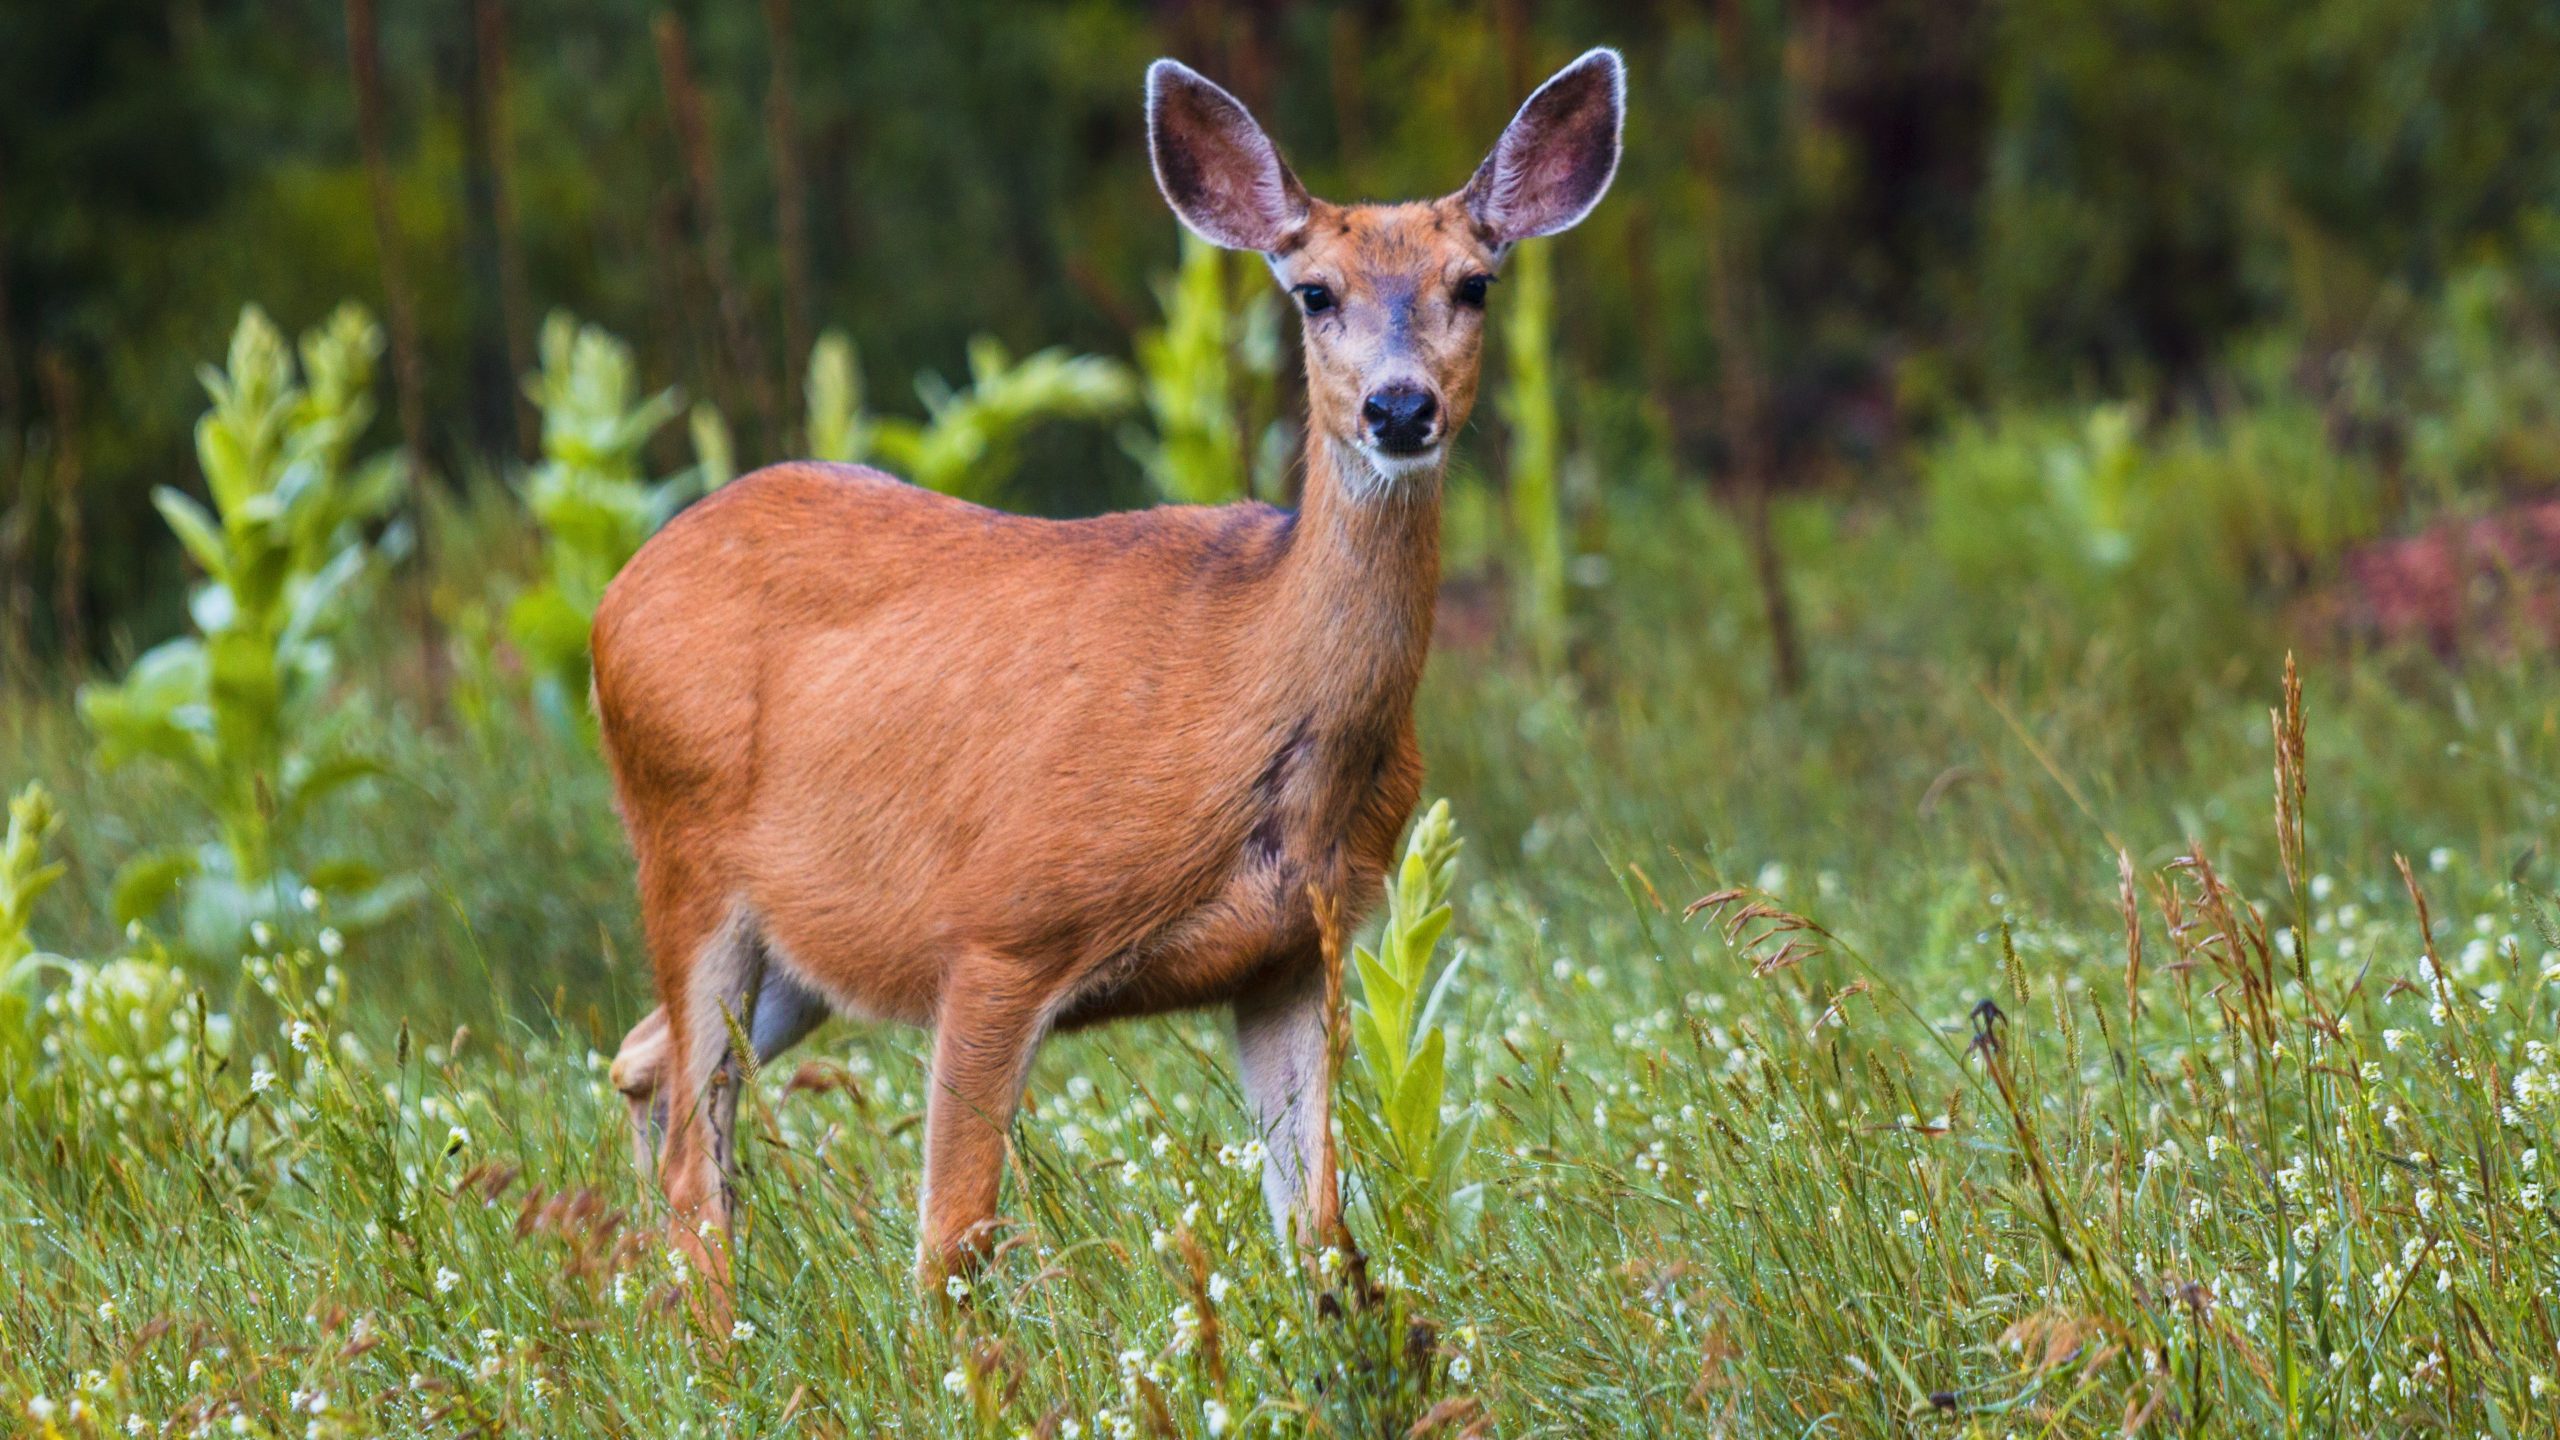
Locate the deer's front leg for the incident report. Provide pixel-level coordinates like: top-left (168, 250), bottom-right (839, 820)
top-left (1231, 955), bottom-right (1333, 1243)
top-left (917, 961), bottom-right (1049, 1288)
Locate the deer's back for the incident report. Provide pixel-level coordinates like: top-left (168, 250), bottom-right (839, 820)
top-left (592, 462), bottom-right (1313, 1018)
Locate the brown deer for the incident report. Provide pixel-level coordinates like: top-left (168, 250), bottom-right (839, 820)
top-left (600, 49), bottom-right (1624, 1294)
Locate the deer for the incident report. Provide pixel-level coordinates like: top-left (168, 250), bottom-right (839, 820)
top-left (597, 47), bottom-right (1624, 1299)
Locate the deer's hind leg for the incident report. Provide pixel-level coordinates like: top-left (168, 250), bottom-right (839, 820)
top-left (643, 869), bottom-right (786, 1318)
top-left (612, 965), bottom-right (830, 1181)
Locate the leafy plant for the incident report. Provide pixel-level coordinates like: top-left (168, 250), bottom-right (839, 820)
top-left (866, 337), bottom-right (1135, 501)
top-left (1, 782), bottom-right (67, 1091)
top-left (805, 329), bottom-right (872, 465)
top-left (77, 305), bottom-right (415, 955)
top-left (1, 781), bottom-right (243, 1138)
top-left (508, 312), bottom-right (686, 733)
top-left (751, 328), bottom-right (1134, 506)
top-left (1346, 799), bottom-right (1479, 1253)
top-left (1, 782), bottom-right (63, 974)
top-left (1124, 232), bottom-right (1285, 505)
top-left (688, 402), bottom-right (736, 494)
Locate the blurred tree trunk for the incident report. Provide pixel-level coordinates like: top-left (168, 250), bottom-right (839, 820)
top-left (38, 354), bottom-right (84, 665)
top-left (655, 11), bottom-right (779, 458)
top-left (347, 0), bottom-right (446, 716)
top-left (1496, 0), bottom-right (1530, 92)
top-left (0, 151), bottom-right (22, 670)
top-left (466, 0), bottom-right (533, 452)
top-left (1704, 0), bottom-right (1805, 697)
top-left (765, 0), bottom-right (813, 417)
top-left (0, 146), bottom-right (18, 433)
top-left (459, 1), bottom-right (513, 457)
top-left (345, 0), bottom-right (429, 484)
top-left (1327, 9), bottom-right (1364, 174)
top-left (0, 470), bottom-right (27, 673)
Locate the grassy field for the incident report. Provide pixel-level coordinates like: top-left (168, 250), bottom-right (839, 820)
top-left (6, 455), bottom-right (2560, 1438)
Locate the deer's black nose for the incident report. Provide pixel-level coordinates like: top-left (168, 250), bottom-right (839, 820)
top-left (1361, 385), bottom-right (1440, 453)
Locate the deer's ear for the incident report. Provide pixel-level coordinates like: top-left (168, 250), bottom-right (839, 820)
top-left (1461, 48), bottom-right (1625, 245)
top-left (1147, 60), bottom-right (1310, 252)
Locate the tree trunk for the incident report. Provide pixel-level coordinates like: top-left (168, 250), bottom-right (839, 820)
top-left (764, 0), bottom-right (813, 419)
top-left (458, 4), bottom-right (513, 458)
top-left (471, 0), bottom-right (534, 451)
top-left (0, 147), bottom-right (22, 672)
top-left (1704, 1), bottom-right (1805, 698)
top-left (37, 354), bottom-right (84, 665)
top-left (0, 144), bottom-right (19, 432)
top-left (654, 11), bottom-right (778, 458)
top-left (345, 0), bottom-right (430, 484)
top-left (346, 0), bottom-right (445, 715)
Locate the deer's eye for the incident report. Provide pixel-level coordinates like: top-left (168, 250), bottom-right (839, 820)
top-left (1455, 273), bottom-right (1494, 308)
top-left (1294, 283), bottom-right (1336, 316)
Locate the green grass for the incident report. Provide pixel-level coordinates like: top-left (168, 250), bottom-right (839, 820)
top-left (5, 476), bottom-right (2560, 1438)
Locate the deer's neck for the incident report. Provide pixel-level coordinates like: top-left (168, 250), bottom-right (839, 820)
top-left (1253, 437), bottom-right (1441, 738)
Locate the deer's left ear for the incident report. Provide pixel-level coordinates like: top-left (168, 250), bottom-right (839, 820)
top-left (1460, 48), bottom-right (1625, 245)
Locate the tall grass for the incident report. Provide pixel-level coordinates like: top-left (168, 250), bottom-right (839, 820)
top-left (8, 571), bottom-right (2557, 1433)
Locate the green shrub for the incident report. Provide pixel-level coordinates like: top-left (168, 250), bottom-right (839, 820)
top-left (76, 305), bottom-right (415, 956)
top-left (868, 337), bottom-right (1135, 502)
top-left (1919, 388), bottom-right (2383, 697)
top-left (759, 328), bottom-right (1134, 503)
top-left (1346, 799), bottom-right (1479, 1255)
top-left (1, 782), bottom-right (67, 1091)
top-left (804, 329), bottom-right (872, 465)
top-left (2405, 262), bottom-right (2560, 496)
top-left (507, 313), bottom-right (687, 735)
top-left (1125, 232), bottom-right (1282, 505)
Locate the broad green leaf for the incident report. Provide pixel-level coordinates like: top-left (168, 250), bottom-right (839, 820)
top-left (152, 488), bottom-right (230, 582)
top-left (1393, 1026), bottom-right (1447, 1158)
top-left (1354, 944), bottom-right (1408, 1030)
top-left (1417, 944), bottom-right (1471, 1035)
top-left (279, 752), bottom-right (389, 828)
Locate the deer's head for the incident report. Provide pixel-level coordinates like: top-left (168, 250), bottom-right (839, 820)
top-left (1147, 50), bottom-right (1624, 491)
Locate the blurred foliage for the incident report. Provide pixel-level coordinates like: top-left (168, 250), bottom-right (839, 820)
top-left (75, 305), bottom-right (416, 956)
top-left (506, 312), bottom-right (685, 734)
top-left (865, 337), bottom-right (1137, 501)
top-left (1, 783), bottom-right (65, 974)
top-left (1126, 231), bottom-right (1284, 504)
top-left (0, 783), bottom-right (66, 1091)
top-left (1498, 240), bottom-right (1568, 668)
top-left (786, 324), bottom-right (1134, 497)
top-left (803, 330), bottom-right (869, 465)
top-left (9, 0), bottom-right (2560, 654)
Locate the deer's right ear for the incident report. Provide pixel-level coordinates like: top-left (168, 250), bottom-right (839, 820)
top-left (1147, 60), bottom-right (1310, 253)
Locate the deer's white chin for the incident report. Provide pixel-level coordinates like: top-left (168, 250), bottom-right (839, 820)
top-left (1353, 442), bottom-right (1445, 485)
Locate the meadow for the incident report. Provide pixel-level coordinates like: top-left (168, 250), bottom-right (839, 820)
top-left (3, 276), bottom-right (2559, 1440)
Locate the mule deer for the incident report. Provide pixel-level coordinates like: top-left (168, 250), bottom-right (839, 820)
top-left (601, 48), bottom-right (1623, 1293)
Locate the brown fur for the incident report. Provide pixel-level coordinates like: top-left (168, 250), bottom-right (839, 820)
top-left (599, 49), bottom-right (1623, 1303)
